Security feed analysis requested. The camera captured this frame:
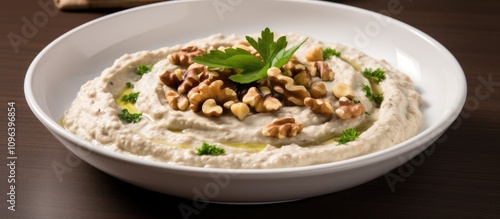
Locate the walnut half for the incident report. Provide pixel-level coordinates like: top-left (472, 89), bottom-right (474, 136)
top-left (267, 67), bottom-right (311, 106)
top-left (335, 97), bottom-right (365, 119)
top-left (242, 87), bottom-right (282, 113)
top-left (189, 80), bottom-right (237, 112)
top-left (262, 117), bottom-right (303, 138)
top-left (202, 99), bottom-right (223, 117)
top-left (167, 46), bottom-right (204, 68)
top-left (304, 97), bottom-right (334, 116)
top-left (310, 61), bottom-right (334, 81)
top-left (165, 90), bottom-right (189, 111)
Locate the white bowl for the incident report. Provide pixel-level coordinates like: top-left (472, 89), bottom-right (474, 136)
top-left (25, 0), bottom-right (466, 203)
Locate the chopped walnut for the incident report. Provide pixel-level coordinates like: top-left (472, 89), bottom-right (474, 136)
top-left (332, 82), bottom-right (355, 99)
top-left (262, 117), bottom-right (303, 138)
top-left (202, 99), bottom-right (223, 117)
top-left (259, 86), bottom-right (272, 96)
top-left (309, 82), bottom-right (327, 98)
top-left (199, 68), bottom-right (237, 91)
top-left (242, 87), bottom-right (282, 113)
top-left (304, 97), bottom-right (334, 116)
top-left (186, 79), bottom-right (209, 99)
top-left (160, 69), bottom-right (183, 89)
top-left (310, 61), bottom-right (334, 81)
top-left (177, 64), bottom-right (204, 94)
top-left (293, 71), bottom-right (312, 88)
top-left (282, 59), bottom-right (307, 76)
top-left (280, 60), bottom-right (312, 87)
top-left (189, 80), bottom-right (237, 112)
top-left (223, 100), bottom-right (236, 109)
top-left (165, 90), bottom-right (189, 111)
top-left (267, 67), bottom-right (311, 106)
top-left (305, 46), bottom-right (323, 62)
top-left (335, 97), bottom-right (365, 119)
top-left (167, 46), bottom-right (204, 67)
top-left (230, 102), bottom-right (250, 120)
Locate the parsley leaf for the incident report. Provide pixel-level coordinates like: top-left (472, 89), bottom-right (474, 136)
top-left (135, 64), bottom-right (153, 77)
top-left (361, 84), bottom-right (384, 105)
top-left (322, 48), bottom-right (341, 60)
top-left (121, 92), bottom-right (140, 104)
top-left (227, 65), bottom-right (268, 84)
top-left (125, 82), bottom-right (134, 89)
top-left (338, 128), bottom-right (361, 144)
top-left (196, 142), bottom-right (225, 156)
top-left (272, 38), bottom-right (307, 69)
top-left (118, 109), bottom-right (142, 123)
top-left (193, 48), bottom-right (262, 70)
top-left (362, 68), bottom-right (386, 82)
top-left (192, 27), bottom-right (307, 84)
top-left (246, 28), bottom-right (290, 66)
top-left (192, 48), bottom-right (266, 84)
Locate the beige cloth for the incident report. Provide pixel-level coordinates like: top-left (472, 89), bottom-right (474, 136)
top-left (54, 0), bottom-right (164, 10)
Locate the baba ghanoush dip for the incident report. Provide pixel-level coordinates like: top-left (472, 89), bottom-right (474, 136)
top-left (62, 28), bottom-right (422, 169)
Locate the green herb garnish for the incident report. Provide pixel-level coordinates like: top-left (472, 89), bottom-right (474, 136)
top-left (126, 82), bottom-right (134, 89)
top-left (362, 84), bottom-right (384, 105)
top-left (322, 48), bottom-right (341, 60)
top-left (135, 64), bottom-right (153, 77)
top-left (362, 68), bottom-right (386, 82)
top-left (196, 142), bottom-right (225, 156)
top-left (192, 27), bottom-right (307, 84)
top-left (118, 109), bottom-right (142, 123)
top-left (121, 92), bottom-right (140, 104)
top-left (338, 128), bottom-right (361, 144)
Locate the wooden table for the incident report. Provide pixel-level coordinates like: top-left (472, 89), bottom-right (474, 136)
top-left (1, 0), bottom-right (499, 218)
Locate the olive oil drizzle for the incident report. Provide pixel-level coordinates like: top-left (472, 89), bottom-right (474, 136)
top-left (116, 88), bottom-right (139, 114)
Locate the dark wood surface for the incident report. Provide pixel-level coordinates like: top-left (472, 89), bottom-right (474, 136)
top-left (1, 0), bottom-right (499, 218)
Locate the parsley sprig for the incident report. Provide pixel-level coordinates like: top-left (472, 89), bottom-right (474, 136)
top-left (135, 64), bottom-right (153, 77)
top-left (322, 48), bottom-right (341, 60)
top-left (362, 84), bottom-right (384, 105)
top-left (121, 92), bottom-right (140, 104)
top-left (192, 27), bottom-right (307, 84)
top-left (118, 109), bottom-right (142, 123)
top-left (362, 68), bottom-right (386, 82)
top-left (338, 128), bottom-right (361, 144)
top-left (196, 142), bottom-right (225, 156)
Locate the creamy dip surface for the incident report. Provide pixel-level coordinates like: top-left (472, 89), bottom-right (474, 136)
top-left (62, 33), bottom-right (423, 168)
